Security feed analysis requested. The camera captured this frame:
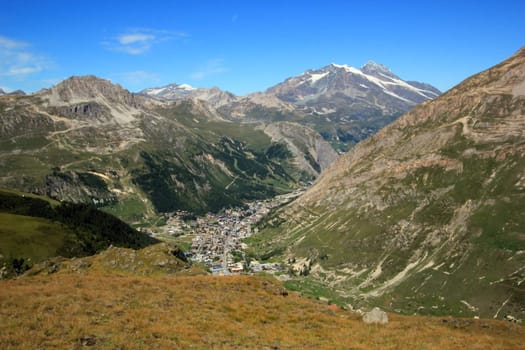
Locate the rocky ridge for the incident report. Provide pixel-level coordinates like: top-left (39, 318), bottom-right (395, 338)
top-left (141, 83), bottom-right (237, 109)
top-left (26, 242), bottom-right (196, 277)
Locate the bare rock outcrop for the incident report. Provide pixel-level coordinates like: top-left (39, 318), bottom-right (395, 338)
top-left (362, 307), bottom-right (389, 324)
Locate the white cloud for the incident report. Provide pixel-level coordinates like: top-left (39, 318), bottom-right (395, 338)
top-left (0, 36), bottom-right (27, 49)
top-left (0, 35), bottom-right (49, 77)
top-left (8, 66), bottom-right (42, 75)
top-left (105, 29), bottom-right (186, 55)
top-left (118, 34), bottom-right (155, 45)
top-left (191, 59), bottom-right (229, 80)
top-left (116, 45), bottom-right (151, 55)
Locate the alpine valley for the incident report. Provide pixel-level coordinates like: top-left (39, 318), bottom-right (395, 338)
top-left (1, 46), bottom-right (525, 330)
top-left (0, 61), bottom-right (437, 224)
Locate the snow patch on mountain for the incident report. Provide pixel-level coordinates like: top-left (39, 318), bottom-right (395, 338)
top-left (309, 71), bottom-right (329, 84)
top-left (140, 83), bottom-right (197, 100)
top-left (311, 62), bottom-right (440, 104)
top-left (178, 84), bottom-right (196, 91)
top-left (145, 87), bottom-right (167, 95)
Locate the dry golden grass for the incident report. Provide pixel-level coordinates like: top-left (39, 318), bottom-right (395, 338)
top-left (1, 273), bottom-right (524, 349)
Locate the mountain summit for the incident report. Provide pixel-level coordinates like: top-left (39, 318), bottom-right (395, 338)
top-left (266, 61), bottom-right (439, 108)
top-left (0, 61), bottom-right (438, 221)
top-left (41, 76), bottom-right (140, 105)
top-left (360, 60), bottom-right (397, 78)
top-left (137, 61), bottom-right (440, 152)
top-left (239, 61), bottom-right (441, 148)
top-left (251, 47), bottom-right (525, 320)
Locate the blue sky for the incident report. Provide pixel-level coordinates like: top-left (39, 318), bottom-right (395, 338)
top-left (1, 0), bottom-right (524, 95)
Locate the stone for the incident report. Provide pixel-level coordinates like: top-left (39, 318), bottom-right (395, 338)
top-left (47, 263), bottom-right (61, 274)
top-left (78, 335), bottom-right (96, 346)
top-left (362, 307), bottom-right (388, 324)
top-left (505, 315), bottom-right (520, 323)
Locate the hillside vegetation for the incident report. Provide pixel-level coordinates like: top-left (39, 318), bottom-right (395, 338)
top-left (1, 272), bottom-right (523, 350)
top-left (0, 189), bottom-right (157, 277)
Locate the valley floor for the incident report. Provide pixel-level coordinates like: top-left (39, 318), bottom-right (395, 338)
top-left (1, 273), bottom-right (524, 350)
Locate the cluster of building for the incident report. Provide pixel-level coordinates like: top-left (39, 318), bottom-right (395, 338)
top-left (187, 189), bottom-right (306, 275)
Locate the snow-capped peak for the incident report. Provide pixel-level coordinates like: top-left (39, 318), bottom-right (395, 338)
top-left (158, 83), bottom-right (196, 92)
top-left (178, 84), bottom-right (196, 91)
top-left (140, 83), bottom-right (197, 99)
top-left (328, 63), bottom-right (362, 75)
top-left (268, 60), bottom-right (441, 108)
top-left (330, 63), bottom-right (351, 69)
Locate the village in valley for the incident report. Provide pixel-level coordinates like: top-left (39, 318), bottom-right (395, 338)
top-left (150, 188), bottom-right (307, 276)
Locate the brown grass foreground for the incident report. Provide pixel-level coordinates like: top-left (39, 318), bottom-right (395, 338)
top-left (1, 273), bottom-right (524, 350)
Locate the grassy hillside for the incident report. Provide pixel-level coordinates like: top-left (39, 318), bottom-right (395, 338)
top-left (0, 189), bottom-right (158, 277)
top-left (0, 213), bottom-right (77, 266)
top-left (0, 272), bottom-right (523, 349)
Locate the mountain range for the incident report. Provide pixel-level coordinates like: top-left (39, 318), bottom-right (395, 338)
top-left (0, 78), bottom-right (313, 221)
top-left (142, 61), bottom-right (441, 151)
top-left (249, 47), bottom-right (525, 320)
top-left (0, 61), bottom-right (437, 223)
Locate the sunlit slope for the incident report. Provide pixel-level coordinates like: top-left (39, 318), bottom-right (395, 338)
top-left (1, 273), bottom-right (523, 349)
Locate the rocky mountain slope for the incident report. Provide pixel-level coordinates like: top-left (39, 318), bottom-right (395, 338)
top-left (263, 122), bottom-right (337, 176)
top-left (0, 76), bottom-right (336, 223)
top-left (250, 47), bottom-right (525, 320)
top-left (256, 61), bottom-right (440, 149)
